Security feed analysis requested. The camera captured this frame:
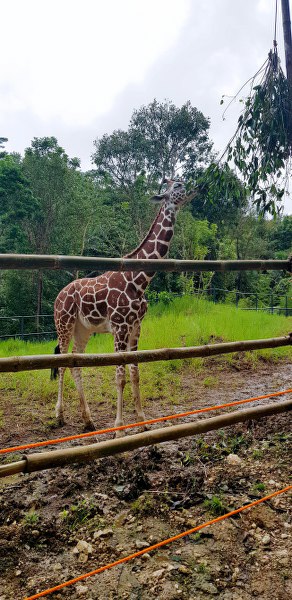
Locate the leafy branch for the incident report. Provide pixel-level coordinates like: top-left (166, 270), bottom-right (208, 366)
top-left (224, 46), bottom-right (291, 214)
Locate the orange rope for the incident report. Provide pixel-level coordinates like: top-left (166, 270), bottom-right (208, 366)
top-left (23, 485), bottom-right (292, 600)
top-left (1, 388), bottom-right (292, 456)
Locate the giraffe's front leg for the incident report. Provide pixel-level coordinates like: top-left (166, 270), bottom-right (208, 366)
top-left (128, 325), bottom-right (147, 428)
top-left (114, 331), bottom-right (129, 438)
top-left (70, 365), bottom-right (96, 431)
top-left (55, 366), bottom-right (66, 426)
top-left (129, 363), bottom-right (147, 425)
top-left (115, 364), bottom-right (126, 437)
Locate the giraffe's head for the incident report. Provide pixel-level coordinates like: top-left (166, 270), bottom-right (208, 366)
top-left (151, 178), bottom-right (196, 210)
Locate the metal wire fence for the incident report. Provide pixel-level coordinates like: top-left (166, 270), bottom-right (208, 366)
top-left (0, 287), bottom-right (291, 341)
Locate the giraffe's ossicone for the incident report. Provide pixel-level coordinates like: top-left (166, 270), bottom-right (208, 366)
top-left (52, 179), bottom-right (196, 432)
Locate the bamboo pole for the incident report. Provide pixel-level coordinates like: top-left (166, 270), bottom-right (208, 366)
top-left (0, 254), bottom-right (291, 273)
top-left (281, 0), bottom-right (292, 84)
top-left (1, 399), bottom-right (291, 478)
top-left (0, 335), bottom-right (291, 373)
top-left (281, 0), bottom-right (292, 146)
top-left (0, 460), bottom-right (27, 477)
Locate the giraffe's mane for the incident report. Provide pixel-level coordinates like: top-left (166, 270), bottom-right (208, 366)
top-left (123, 204), bottom-right (165, 259)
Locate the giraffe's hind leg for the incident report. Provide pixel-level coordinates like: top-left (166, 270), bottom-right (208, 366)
top-left (70, 322), bottom-right (95, 431)
top-left (113, 328), bottom-right (131, 437)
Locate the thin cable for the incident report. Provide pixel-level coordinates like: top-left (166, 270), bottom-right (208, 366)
top-left (23, 485), bottom-right (292, 600)
top-left (1, 388), bottom-right (291, 456)
top-left (274, 0), bottom-right (278, 44)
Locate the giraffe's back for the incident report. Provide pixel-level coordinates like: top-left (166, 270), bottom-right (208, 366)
top-left (54, 271), bottom-right (147, 335)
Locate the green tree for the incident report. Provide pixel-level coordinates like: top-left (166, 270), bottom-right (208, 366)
top-left (92, 99), bottom-right (213, 189)
top-left (0, 154), bottom-right (38, 252)
top-left (0, 137), bottom-right (8, 159)
top-left (21, 137), bottom-right (100, 323)
top-left (193, 162), bottom-right (248, 229)
top-left (270, 215), bottom-right (292, 254)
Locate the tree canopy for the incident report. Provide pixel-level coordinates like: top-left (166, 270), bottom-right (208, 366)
top-left (92, 99), bottom-right (213, 189)
top-left (0, 98), bottom-right (291, 335)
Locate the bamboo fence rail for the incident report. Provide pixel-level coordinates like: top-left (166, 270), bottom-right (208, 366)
top-left (0, 335), bottom-right (291, 373)
top-left (0, 254), bottom-right (291, 273)
top-left (1, 398), bottom-right (291, 478)
top-left (0, 252), bottom-right (291, 480)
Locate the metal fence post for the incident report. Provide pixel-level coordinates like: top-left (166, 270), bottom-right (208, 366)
top-left (20, 317), bottom-right (24, 340)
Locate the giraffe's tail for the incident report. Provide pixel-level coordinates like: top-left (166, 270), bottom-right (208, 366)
top-left (50, 344), bottom-right (61, 380)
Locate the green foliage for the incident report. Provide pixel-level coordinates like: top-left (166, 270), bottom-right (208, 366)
top-left (23, 511), bottom-right (40, 526)
top-left (252, 449), bottom-right (264, 459)
top-left (225, 49), bottom-right (291, 214)
top-left (203, 376), bottom-right (218, 387)
top-left (0, 103), bottom-right (291, 328)
top-left (203, 495), bottom-right (226, 516)
top-left (93, 99), bottom-right (213, 187)
top-left (0, 137), bottom-right (8, 159)
top-left (130, 99), bottom-right (213, 181)
top-left (270, 215), bottom-right (292, 252)
top-left (59, 498), bottom-right (97, 531)
top-left (253, 482), bottom-right (266, 492)
top-left (194, 161), bottom-right (248, 227)
top-left (0, 296), bottom-right (290, 420)
top-left (131, 494), bottom-right (155, 516)
top-left (0, 154), bottom-right (38, 252)
top-left (197, 562), bottom-right (209, 574)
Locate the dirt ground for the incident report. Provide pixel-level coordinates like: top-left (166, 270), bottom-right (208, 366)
top-left (0, 359), bottom-right (291, 600)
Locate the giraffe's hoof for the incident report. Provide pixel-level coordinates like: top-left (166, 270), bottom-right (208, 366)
top-left (115, 429), bottom-right (126, 439)
top-left (136, 415), bottom-right (149, 431)
top-left (83, 421), bottom-right (96, 433)
top-left (56, 417), bottom-right (65, 427)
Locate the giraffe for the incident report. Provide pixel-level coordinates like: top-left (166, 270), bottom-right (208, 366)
top-left (52, 179), bottom-right (196, 433)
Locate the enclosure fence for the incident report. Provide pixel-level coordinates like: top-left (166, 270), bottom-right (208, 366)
top-left (0, 252), bottom-right (291, 473)
top-left (0, 253), bottom-right (291, 272)
top-left (1, 288), bottom-right (291, 341)
top-left (1, 253), bottom-right (291, 340)
top-left (1, 253), bottom-right (291, 598)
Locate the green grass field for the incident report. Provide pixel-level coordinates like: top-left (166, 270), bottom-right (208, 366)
top-left (0, 296), bottom-right (291, 420)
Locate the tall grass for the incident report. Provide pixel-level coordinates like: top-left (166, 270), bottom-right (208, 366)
top-left (0, 297), bottom-right (291, 419)
top-left (143, 295), bottom-right (291, 349)
top-left (0, 295), bottom-right (290, 357)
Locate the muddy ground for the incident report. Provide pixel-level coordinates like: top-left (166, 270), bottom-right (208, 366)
top-left (0, 359), bottom-right (291, 600)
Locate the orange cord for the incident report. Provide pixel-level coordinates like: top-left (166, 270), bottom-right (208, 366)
top-left (1, 388), bottom-right (291, 456)
top-left (23, 485), bottom-right (292, 600)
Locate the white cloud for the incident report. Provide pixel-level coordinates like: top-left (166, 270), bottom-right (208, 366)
top-left (1, 0), bottom-right (290, 214)
top-left (1, 0), bottom-right (190, 125)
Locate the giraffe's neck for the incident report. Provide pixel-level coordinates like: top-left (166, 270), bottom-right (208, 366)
top-left (124, 203), bottom-right (176, 290)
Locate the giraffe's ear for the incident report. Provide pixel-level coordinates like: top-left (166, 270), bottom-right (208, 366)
top-left (150, 193), bottom-right (164, 203)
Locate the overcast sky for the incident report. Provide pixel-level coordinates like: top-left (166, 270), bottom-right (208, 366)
top-left (1, 0), bottom-right (291, 212)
